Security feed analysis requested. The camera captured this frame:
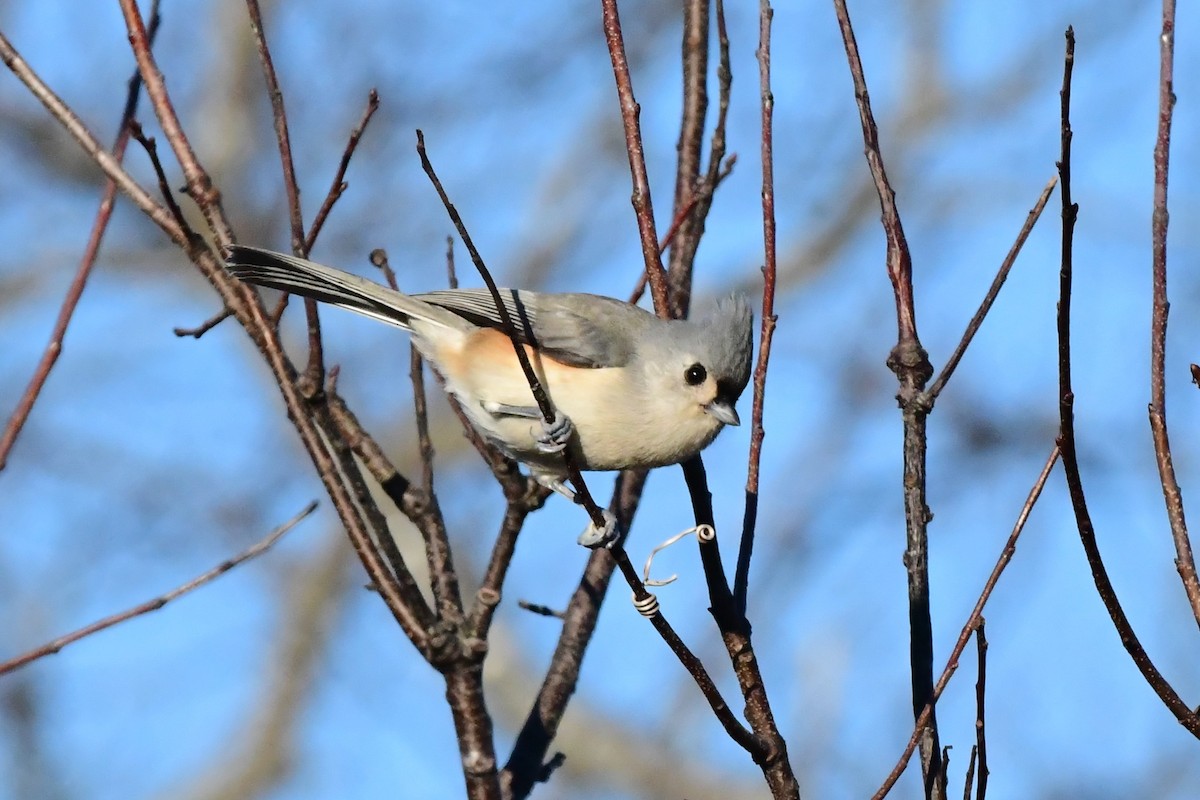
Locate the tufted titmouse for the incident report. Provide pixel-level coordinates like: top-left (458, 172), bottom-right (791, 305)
top-left (226, 246), bottom-right (753, 546)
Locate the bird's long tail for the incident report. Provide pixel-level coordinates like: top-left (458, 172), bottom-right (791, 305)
top-left (226, 245), bottom-right (466, 331)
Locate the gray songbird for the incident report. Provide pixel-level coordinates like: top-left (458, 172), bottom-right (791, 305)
top-left (226, 246), bottom-right (753, 546)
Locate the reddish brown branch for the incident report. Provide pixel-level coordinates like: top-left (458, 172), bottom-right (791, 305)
top-left (833, 0), bottom-right (939, 790)
top-left (304, 89), bottom-right (381, 253)
top-left (927, 176), bottom-right (1058, 401)
top-left (734, 0), bottom-right (779, 615)
top-left (1054, 26), bottom-right (1200, 738)
top-left (243, 0), bottom-right (325, 390)
top-left (0, 29), bottom-right (188, 251)
top-left (1147, 0), bottom-right (1200, 627)
top-left (0, 1), bottom-right (161, 473)
top-left (0, 501), bottom-right (318, 676)
top-left (174, 308), bottom-right (233, 339)
top-left (118, 0), bottom-right (235, 249)
top-left (244, 0), bottom-right (305, 253)
top-left (600, 0), bottom-right (670, 317)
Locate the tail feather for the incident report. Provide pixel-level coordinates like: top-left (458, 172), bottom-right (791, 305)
top-left (226, 246), bottom-right (464, 332)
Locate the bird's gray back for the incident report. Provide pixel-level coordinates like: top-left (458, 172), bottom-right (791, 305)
top-left (416, 288), bottom-right (656, 368)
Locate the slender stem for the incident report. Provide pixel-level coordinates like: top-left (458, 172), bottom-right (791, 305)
top-left (0, 502), bottom-right (318, 676)
top-left (926, 176), bottom-right (1058, 402)
top-left (415, 131), bottom-right (606, 528)
top-left (0, 0), bottom-right (161, 473)
top-left (735, 0), bottom-right (779, 616)
top-left (833, 0), bottom-right (938, 791)
top-left (1055, 26), bottom-right (1200, 738)
top-left (600, 0), bottom-right (670, 317)
top-left (873, 445), bottom-right (1060, 798)
top-left (1146, 0), bottom-right (1200, 627)
top-left (304, 89), bottom-right (381, 253)
top-left (974, 622), bottom-right (989, 800)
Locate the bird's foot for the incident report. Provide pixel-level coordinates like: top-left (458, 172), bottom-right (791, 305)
top-left (535, 412), bottom-right (574, 454)
top-left (577, 509), bottom-right (619, 549)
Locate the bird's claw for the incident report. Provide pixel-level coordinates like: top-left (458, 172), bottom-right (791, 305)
top-left (535, 412), bottom-right (574, 454)
top-left (577, 509), bottom-right (619, 549)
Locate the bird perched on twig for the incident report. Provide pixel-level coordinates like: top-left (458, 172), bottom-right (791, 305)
top-left (226, 245), bottom-right (753, 547)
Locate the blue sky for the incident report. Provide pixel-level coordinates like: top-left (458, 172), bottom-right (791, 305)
top-left (2, 1), bottom-right (1199, 798)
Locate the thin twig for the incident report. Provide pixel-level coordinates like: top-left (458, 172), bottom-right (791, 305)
top-left (833, 0), bottom-right (939, 791)
top-left (174, 308), bottom-right (233, 339)
top-left (245, 0), bottom-right (304, 254)
top-left (926, 176), bottom-right (1058, 401)
top-left (118, 0), bottom-right (235, 249)
top-left (0, 501), bottom-right (318, 676)
top-left (362, 245), bottom-right (463, 623)
top-left (414, 130), bottom-right (607, 529)
top-left (873, 445), bottom-right (1060, 799)
top-left (129, 121), bottom-right (190, 234)
top-left (734, 0), bottom-right (779, 617)
top-left (1146, 0), bottom-right (1200, 627)
top-left (609, 546), bottom-right (763, 758)
top-left (962, 747), bottom-right (977, 800)
top-left (0, 27), bottom-right (188, 252)
top-left (304, 90), bottom-right (381, 253)
top-left (628, 190), bottom-right (707, 305)
top-left (445, 235), bottom-right (459, 289)
top-left (502, 472), bottom-right (646, 799)
top-left (468, 501), bottom-right (534, 639)
top-left (0, 0), bottom-right (161, 473)
top-left (1054, 26), bottom-right (1200, 738)
top-left (600, 0), bottom-right (670, 317)
top-left (974, 621), bottom-right (989, 800)
top-left (516, 600), bottom-right (565, 620)
top-left (243, 0), bottom-right (324, 391)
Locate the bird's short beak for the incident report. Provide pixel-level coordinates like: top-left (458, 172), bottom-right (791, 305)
top-left (704, 399), bottom-right (740, 427)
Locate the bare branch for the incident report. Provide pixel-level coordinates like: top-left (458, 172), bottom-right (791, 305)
top-left (600, 0), bottom-right (670, 317)
top-left (0, 502), bottom-right (318, 676)
top-left (927, 175), bottom-right (1058, 401)
top-left (1146, 0), bottom-right (1200, 627)
top-left (974, 622), bottom-right (989, 800)
top-left (874, 445), bottom-right (1060, 798)
top-left (304, 90), bottom-right (381, 252)
top-left (0, 0), bottom-right (161, 473)
top-left (734, 0), bottom-right (780, 617)
top-left (833, 0), bottom-right (939, 789)
top-left (1055, 26), bottom-right (1200, 739)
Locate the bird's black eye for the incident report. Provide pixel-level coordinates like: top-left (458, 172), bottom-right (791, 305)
top-left (684, 363), bottom-right (707, 386)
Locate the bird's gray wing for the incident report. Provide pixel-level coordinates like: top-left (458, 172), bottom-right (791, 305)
top-left (415, 288), bottom-right (650, 368)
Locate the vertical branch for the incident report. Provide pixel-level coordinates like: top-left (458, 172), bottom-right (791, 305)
top-left (664, 0), bottom-right (709, 316)
top-left (873, 445), bottom-right (1059, 799)
top-left (117, 0), bottom-right (236, 249)
top-left (243, 0), bottom-right (325, 389)
top-left (244, 0), bottom-right (305, 253)
top-left (734, 0), bottom-right (779, 616)
top-left (832, 1), bottom-right (939, 792)
top-left (600, 0), bottom-right (670, 317)
top-left (0, 0), bottom-right (161, 473)
top-left (974, 621), bottom-right (989, 800)
top-left (1055, 27), bottom-right (1200, 738)
top-left (1147, 0), bottom-right (1200, 627)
